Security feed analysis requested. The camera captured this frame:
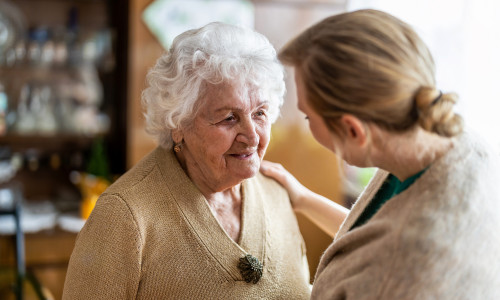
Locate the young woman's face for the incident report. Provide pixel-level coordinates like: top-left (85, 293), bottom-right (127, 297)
top-left (295, 70), bottom-right (378, 168)
top-left (295, 71), bottom-right (336, 153)
top-left (179, 82), bottom-right (271, 192)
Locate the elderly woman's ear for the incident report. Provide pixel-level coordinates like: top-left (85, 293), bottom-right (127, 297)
top-left (172, 129), bottom-right (184, 153)
top-left (172, 129), bottom-right (184, 144)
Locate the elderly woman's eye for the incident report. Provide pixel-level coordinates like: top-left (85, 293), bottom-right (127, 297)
top-left (254, 110), bottom-right (266, 118)
top-left (224, 115), bottom-right (236, 122)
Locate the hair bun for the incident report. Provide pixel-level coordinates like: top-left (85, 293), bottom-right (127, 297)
top-left (415, 87), bottom-right (463, 137)
top-left (415, 87), bottom-right (440, 110)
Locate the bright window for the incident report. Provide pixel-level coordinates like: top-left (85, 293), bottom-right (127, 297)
top-left (348, 0), bottom-right (500, 153)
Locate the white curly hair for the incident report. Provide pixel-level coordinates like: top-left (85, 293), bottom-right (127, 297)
top-left (142, 22), bottom-right (286, 149)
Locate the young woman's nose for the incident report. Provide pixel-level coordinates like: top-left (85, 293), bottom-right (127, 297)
top-left (236, 117), bottom-right (259, 147)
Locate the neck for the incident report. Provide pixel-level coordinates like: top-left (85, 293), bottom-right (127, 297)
top-left (174, 149), bottom-right (243, 242)
top-left (372, 127), bottom-right (454, 181)
top-left (203, 184), bottom-right (242, 205)
top-left (174, 149), bottom-right (241, 196)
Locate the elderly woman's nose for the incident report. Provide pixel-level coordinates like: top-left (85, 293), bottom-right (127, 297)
top-left (236, 118), bottom-right (259, 146)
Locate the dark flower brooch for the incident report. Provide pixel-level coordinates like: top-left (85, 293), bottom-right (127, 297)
top-left (237, 254), bottom-right (263, 284)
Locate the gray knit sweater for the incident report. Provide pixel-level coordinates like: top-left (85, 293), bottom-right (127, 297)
top-left (312, 131), bottom-right (500, 299)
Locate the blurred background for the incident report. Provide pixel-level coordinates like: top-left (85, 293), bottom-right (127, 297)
top-left (0, 0), bottom-right (498, 299)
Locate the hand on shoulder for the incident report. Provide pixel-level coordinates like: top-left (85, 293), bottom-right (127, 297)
top-left (260, 160), bottom-right (309, 211)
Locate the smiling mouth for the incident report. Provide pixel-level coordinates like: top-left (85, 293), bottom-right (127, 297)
top-left (230, 153), bottom-right (254, 160)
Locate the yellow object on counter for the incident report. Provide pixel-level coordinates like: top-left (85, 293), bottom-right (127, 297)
top-left (70, 171), bottom-right (110, 220)
top-left (81, 194), bottom-right (100, 220)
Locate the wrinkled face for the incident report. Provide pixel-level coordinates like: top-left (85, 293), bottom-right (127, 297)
top-left (179, 82), bottom-right (272, 192)
top-left (295, 70), bottom-right (335, 152)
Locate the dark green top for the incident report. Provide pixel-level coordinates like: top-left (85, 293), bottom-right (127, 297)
top-left (350, 169), bottom-right (427, 230)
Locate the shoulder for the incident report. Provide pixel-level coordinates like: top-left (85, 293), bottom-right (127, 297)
top-left (82, 193), bottom-right (140, 238)
top-left (424, 131), bottom-right (500, 207)
top-left (103, 146), bottom-right (184, 208)
top-left (253, 171), bottom-right (288, 190)
top-left (95, 147), bottom-right (183, 228)
top-left (250, 171), bottom-right (290, 202)
top-left (246, 172), bottom-right (295, 217)
top-left (444, 130), bottom-right (500, 175)
top-left (105, 147), bottom-right (163, 196)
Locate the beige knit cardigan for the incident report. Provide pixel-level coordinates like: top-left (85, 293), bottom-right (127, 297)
top-left (311, 132), bottom-right (500, 299)
top-left (63, 147), bottom-right (310, 299)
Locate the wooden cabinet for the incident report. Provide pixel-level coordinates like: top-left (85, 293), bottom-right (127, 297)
top-left (0, 0), bottom-right (129, 298)
top-left (0, 229), bottom-right (77, 300)
top-left (0, 0), bottom-right (129, 176)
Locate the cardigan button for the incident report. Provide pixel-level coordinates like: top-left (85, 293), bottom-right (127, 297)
top-left (237, 254), bottom-right (263, 284)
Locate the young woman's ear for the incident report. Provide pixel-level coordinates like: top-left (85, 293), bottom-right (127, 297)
top-left (339, 115), bottom-right (368, 147)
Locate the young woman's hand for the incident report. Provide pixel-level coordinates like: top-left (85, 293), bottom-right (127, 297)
top-left (260, 160), bottom-right (349, 238)
top-left (260, 160), bottom-right (309, 211)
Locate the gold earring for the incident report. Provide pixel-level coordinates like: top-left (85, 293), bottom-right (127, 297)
top-left (174, 143), bottom-right (181, 153)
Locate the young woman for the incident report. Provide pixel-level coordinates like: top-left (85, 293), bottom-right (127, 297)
top-left (262, 9), bottom-right (500, 299)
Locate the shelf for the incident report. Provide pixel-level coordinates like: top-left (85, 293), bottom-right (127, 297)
top-left (0, 134), bottom-right (96, 152)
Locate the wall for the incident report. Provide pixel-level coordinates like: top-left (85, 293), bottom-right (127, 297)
top-left (127, 0), bottom-right (162, 166)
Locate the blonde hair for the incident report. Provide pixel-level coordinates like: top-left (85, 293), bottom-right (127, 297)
top-left (142, 22), bottom-right (285, 149)
top-left (279, 9), bottom-right (463, 138)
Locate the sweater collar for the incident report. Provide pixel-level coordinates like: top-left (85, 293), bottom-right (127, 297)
top-left (154, 146), bottom-right (267, 281)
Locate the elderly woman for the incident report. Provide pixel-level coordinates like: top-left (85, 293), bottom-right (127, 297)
top-left (62, 22), bottom-right (310, 299)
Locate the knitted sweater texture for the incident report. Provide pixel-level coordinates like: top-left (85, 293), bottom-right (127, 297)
top-left (312, 132), bottom-right (500, 299)
top-left (63, 147), bottom-right (310, 299)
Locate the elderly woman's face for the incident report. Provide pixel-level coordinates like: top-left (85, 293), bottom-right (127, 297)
top-left (178, 82), bottom-right (271, 191)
